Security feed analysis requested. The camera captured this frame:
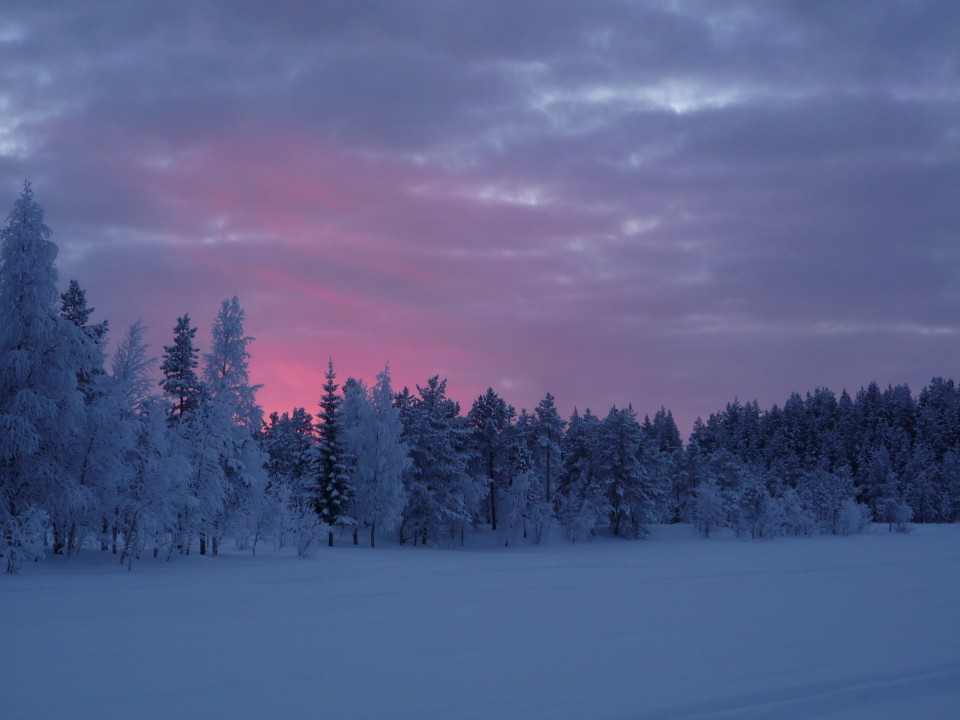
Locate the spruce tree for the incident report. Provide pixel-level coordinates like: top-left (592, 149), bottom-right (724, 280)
top-left (60, 279), bottom-right (108, 351)
top-left (599, 405), bottom-right (652, 538)
top-left (0, 183), bottom-right (91, 567)
top-left (400, 376), bottom-right (475, 546)
top-left (467, 388), bottom-right (515, 531)
top-left (533, 392), bottom-right (565, 505)
top-left (160, 314), bottom-right (201, 422)
top-left (557, 408), bottom-right (605, 541)
top-left (203, 296), bottom-right (262, 434)
top-left (202, 297), bottom-right (267, 555)
top-left (316, 358), bottom-right (348, 545)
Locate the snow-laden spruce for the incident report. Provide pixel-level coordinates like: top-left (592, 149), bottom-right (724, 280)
top-left (0, 184), bottom-right (100, 569)
top-left (340, 366), bottom-right (410, 547)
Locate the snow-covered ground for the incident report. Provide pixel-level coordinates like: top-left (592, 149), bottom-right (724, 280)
top-left (3, 524), bottom-right (959, 719)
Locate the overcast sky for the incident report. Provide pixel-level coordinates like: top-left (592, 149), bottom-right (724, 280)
top-left (2, 1), bottom-right (958, 433)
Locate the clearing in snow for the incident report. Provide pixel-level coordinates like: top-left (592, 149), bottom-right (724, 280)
top-left (2, 524), bottom-right (959, 719)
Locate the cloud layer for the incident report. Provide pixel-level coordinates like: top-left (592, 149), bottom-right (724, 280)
top-left (2, 1), bottom-right (958, 432)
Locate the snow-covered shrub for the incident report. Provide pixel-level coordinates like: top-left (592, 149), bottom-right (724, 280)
top-left (2, 506), bottom-right (48, 573)
top-left (558, 495), bottom-right (600, 543)
top-left (293, 509), bottom-right (326, 557)
top-left (694, 479), bottom-right (726, 538)
top-left (526, 498), bottom-right (556, 544)
top-left (880, 496), bottom-right (913, 533)
top-left (838, 499), bottom-right (871, 536)
top-left (781, 488), bottom-right (815, 537)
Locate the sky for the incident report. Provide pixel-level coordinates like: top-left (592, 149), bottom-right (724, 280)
top-left (1, 1), bottom-right (958, 434)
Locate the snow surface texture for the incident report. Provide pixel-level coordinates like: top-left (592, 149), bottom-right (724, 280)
top-left (3, 525), bottom-right (959, 719)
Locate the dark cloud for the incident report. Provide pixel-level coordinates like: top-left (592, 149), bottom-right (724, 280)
top-left (1, 1), bottom-right (958, 433)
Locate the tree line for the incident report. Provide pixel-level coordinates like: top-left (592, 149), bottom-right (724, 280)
top-left (2, 184), bottom-right (958, 572)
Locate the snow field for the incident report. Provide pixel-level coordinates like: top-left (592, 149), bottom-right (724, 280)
top-left (2, 524), bottom-right (959, 719)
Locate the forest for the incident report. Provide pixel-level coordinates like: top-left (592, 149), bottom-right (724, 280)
top-left (2, 184), bottom-right (959, 573)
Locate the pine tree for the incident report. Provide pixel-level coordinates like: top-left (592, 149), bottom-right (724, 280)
top-left (160, 314), bottom-right (202, 422)
top-left (557, 408), bottom-right (605, 542)
top-left (467, 388), bottom-right (515, 531)
top-left (533, 392), bottom-right (565, 506)
top-left (316, 358), bottom-right (348, 545)
top-left (60, 279), bottom-right (109, 398)
top-left (599, 405), bottom-right (655, 538)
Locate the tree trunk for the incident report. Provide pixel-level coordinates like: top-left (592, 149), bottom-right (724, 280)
top-left (53, 523), bottom-right (64, 555)
top-left (490, 480), bottom-right (497, 531)
top-left (353, 527), bottom-right (358, 545)
top-left (199, 534), bottom-right (206, 555)
top-left (370, 522), bottom-right (376, 548)
top-left (67, 522), bottom-right (78, 556)
top-left (545, 453), bottom-right (552, 504)
top-left (328, 529), bottom-right (333, 547)
top-left (211, 535), bottom-right (219, 557)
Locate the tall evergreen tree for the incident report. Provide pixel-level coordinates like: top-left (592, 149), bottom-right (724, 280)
top-left (399, 376), bottom-right (476, 546)
top-left (599, 405), bottom-right (656, 538)
top-left (557, 408), bottom-right (605, 541)
top-left (160, 314), bottom-right (202, 422)
top-left (467, 387), bottom-right (515, 531)
top-left (0, 183), bottom-right (93, 567)
top-left (203, 296), bottom-right (262, 434)
top-left (533, 392), bottom-right (565, 506)
top-left (201, 297), bottom-right (268, 556)
top-left (316, 358), bottom-right (348, 545)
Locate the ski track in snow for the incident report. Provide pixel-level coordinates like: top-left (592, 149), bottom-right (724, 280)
top-left (2, 524), bottom-right (959, 719)
top-left (618, 664), bottom-right (960, 719)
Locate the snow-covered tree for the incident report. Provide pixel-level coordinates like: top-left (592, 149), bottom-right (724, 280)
top-left (694, 479), bottom-right (726, 538)
top-left (160, 314), bottom-right (202, 422)
top-left (203, 296), bottom-right (262, 434)
top-left (261, 408), bottom-right (318, 554)
top-left (56, 278), bottom-right (122, 554)
top-left (557, 408), bottom-right (605, 542)
top-left (467, 388), bottom-right (515, 531)
top-left (507, 411), bottom-right (556, 544)
top-left (116, 398), bottom-right (190, 567)
top-left (112, 320), bottom-right (155, 410)
top-left (316, 359), bottom-right (349, 545)
top-left (399, 376), bottom-right (477, 546)
top-left (0, 183), bottom-right (96, 566)
top-left (60, 279), bottom-right (108, 398)
top-left (201, 297), bottom-right (268, 556)
top-left (599, 405), bottom-right (656, 538)
top-left (342, 366), bottom-right (410, 547)
top-left (533, 392), bottom-right (565, 506)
